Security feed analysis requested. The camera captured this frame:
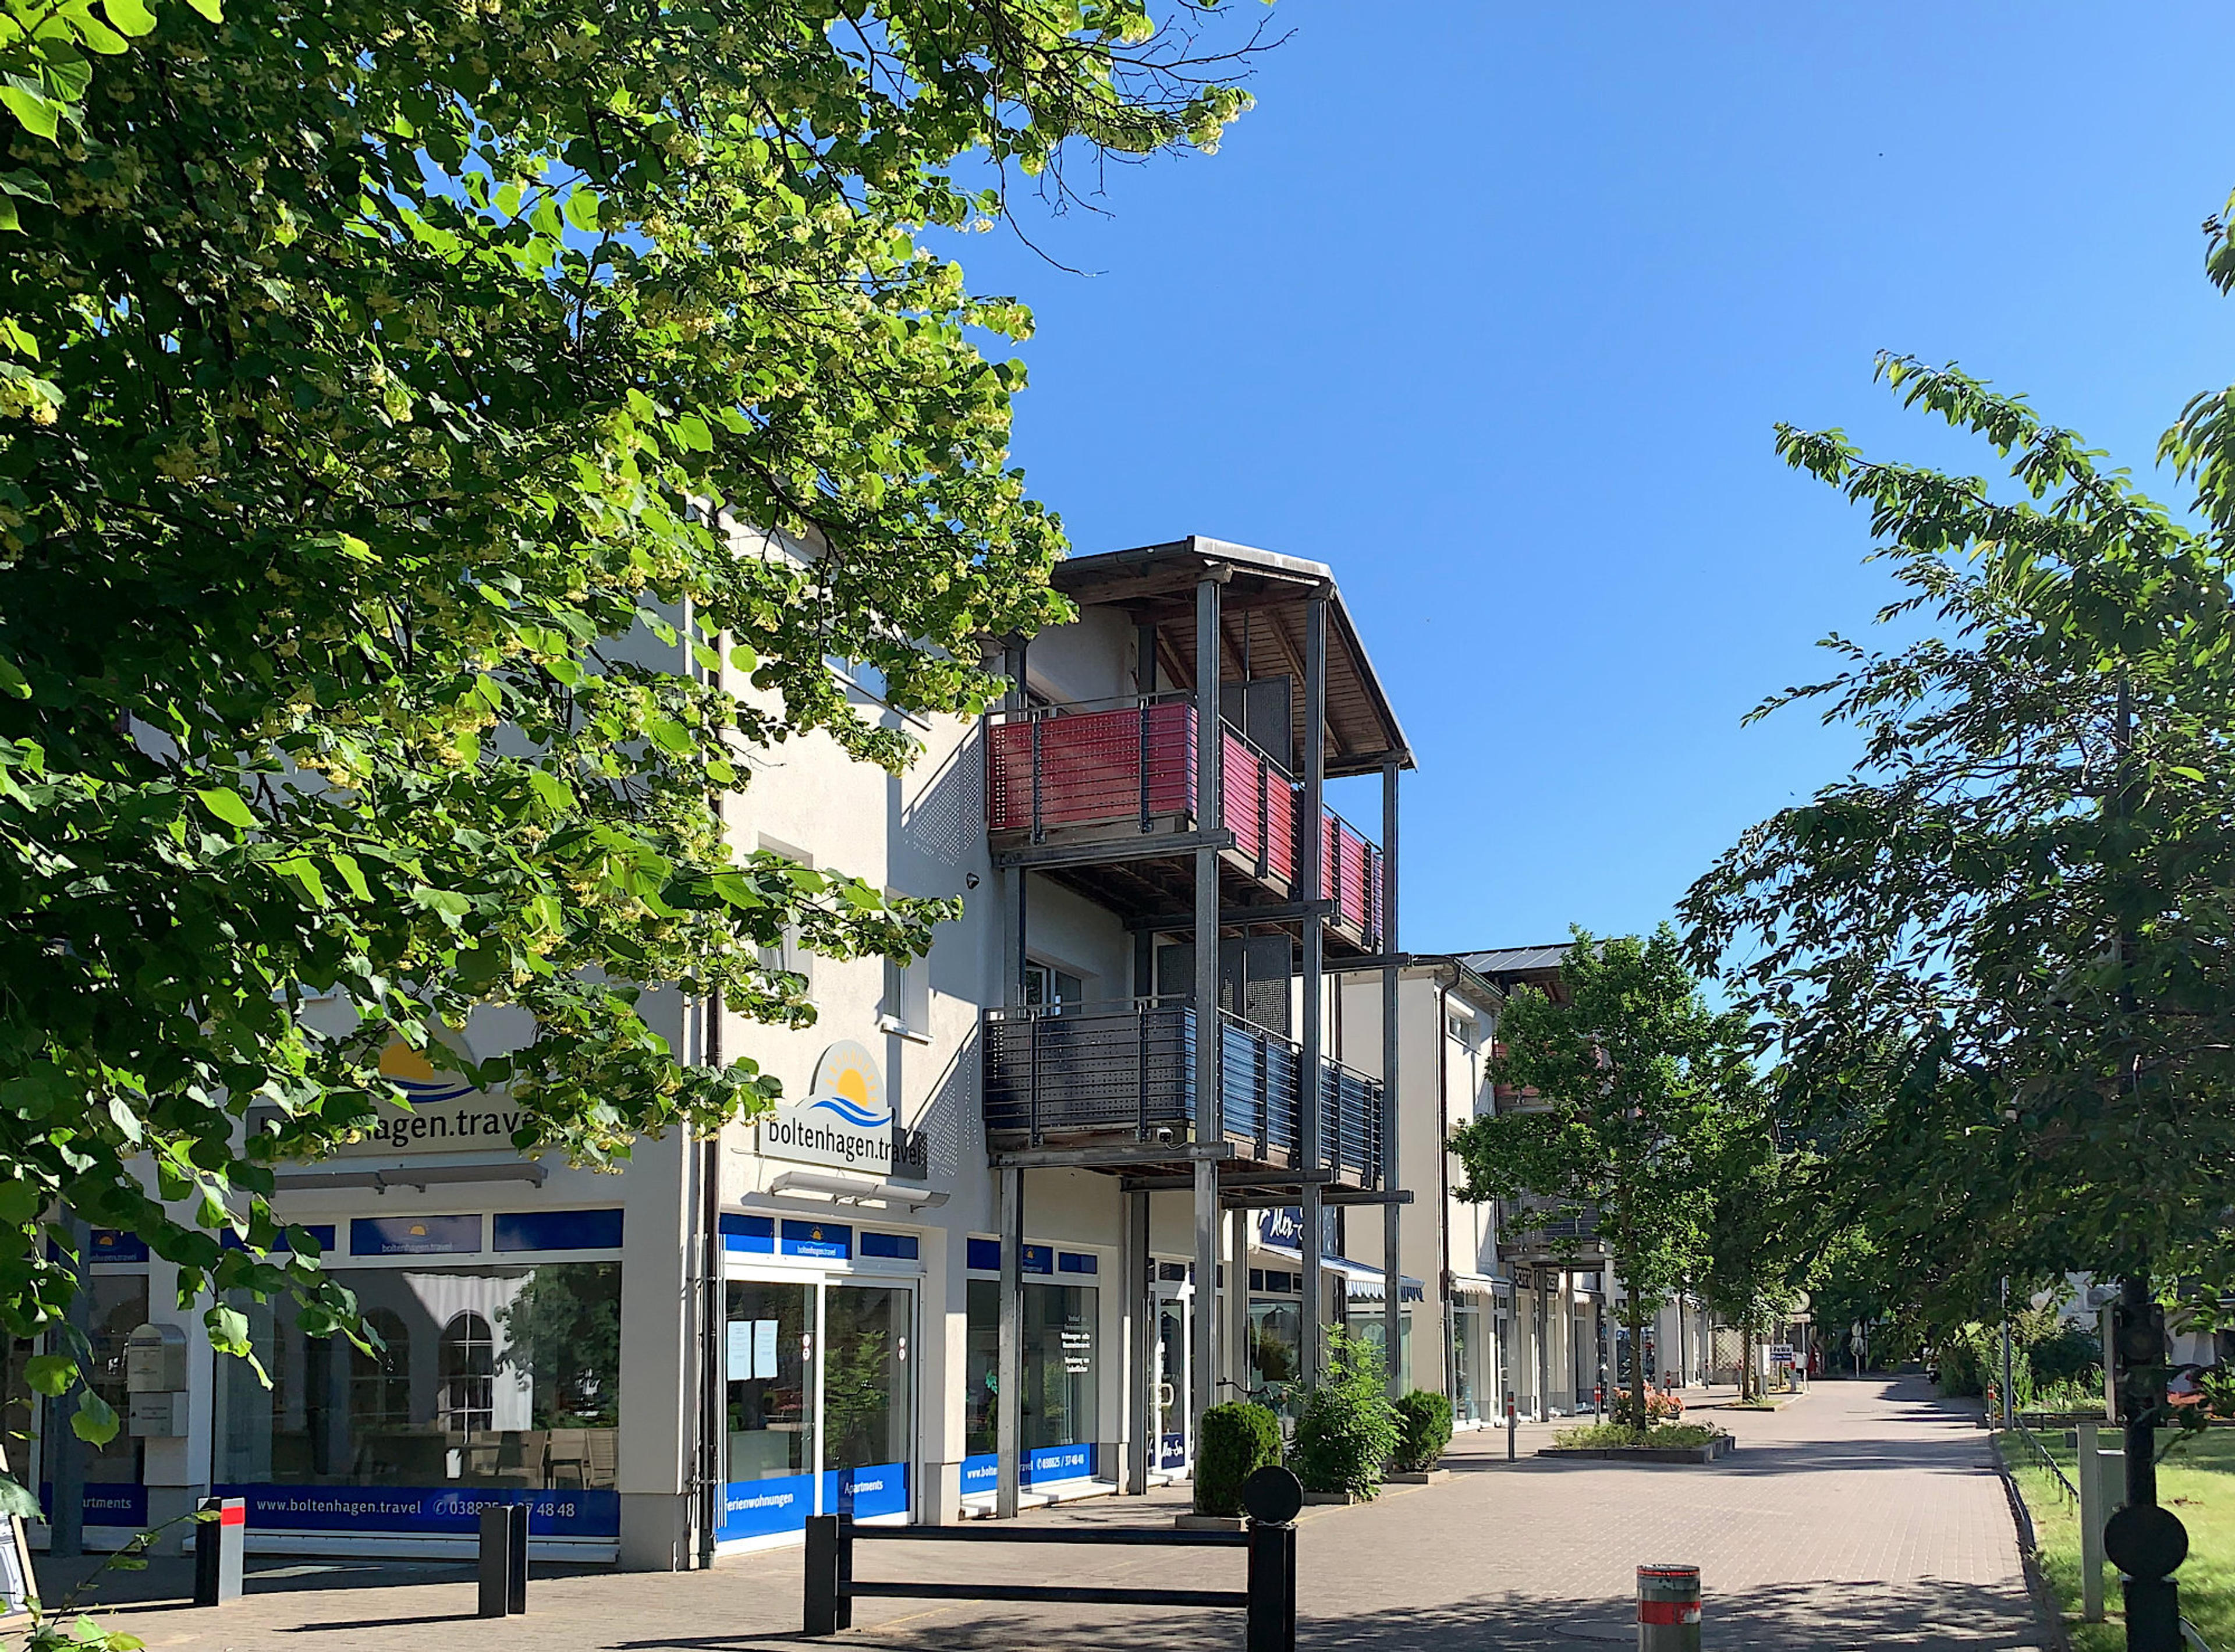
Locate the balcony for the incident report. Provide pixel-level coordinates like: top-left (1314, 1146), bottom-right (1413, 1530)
top-left (980, 999), bottom-right (1383, 1187)
top-left (985, 696), bottom-right (1385, 951)
top-left (1495, 1196), bottom-right (1609, 1264)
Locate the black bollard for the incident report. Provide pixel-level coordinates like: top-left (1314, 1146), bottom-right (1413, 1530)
top-left (507, 1503), bottom-right (528, 1615)
top-left (478, 1506), bottom-right (513, 1619)
top-left (1241, 1463), bottom-right (1303, 1652)
top-left (803, 1514), bottom-right (840, 1637)
top-left (1246, 1520), bottom-right (1297, 1652)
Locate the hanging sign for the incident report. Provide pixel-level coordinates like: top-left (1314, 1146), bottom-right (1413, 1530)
top-left (1258, 1206), bottom-right (1340, 1256)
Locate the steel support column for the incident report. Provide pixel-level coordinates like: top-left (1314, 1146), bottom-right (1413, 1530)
top-left (1193, 1157), bottom-right (1220, 1448)
top-left (1380, 759), bottom-right (1402, 1396)
top-left (1229, 1202), bottom-right (1251, 1400)
top-left (1534, 1278), bottom-right (1550, 1422)
top-left (1003, 634), bottom-right (1030, 1015)
top-left (1127, 1188), bottom-right (1152, 1495)
top-left (1297, 595), bottom-right (1328, 1388)
top-left (1190, 572), bottom-right (1223, 1442)
top-left (996, 1167), bottom-right (1024, 1518)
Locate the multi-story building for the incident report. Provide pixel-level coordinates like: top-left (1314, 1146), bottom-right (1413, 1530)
top-left (1333, 957), bottom-right (1509, 1428)
top-left (14, 534), bottom-right (1422, 1569)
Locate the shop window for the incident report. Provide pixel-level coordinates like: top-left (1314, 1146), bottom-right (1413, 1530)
top-left (963, 1279), bottom-right (1097, 1456)
top-left (1349, 1308), bottom-right (1413, 1392)
top-left (1246, 1299), bottom-right (1301, 1413)
top-left (214, 1262), bottom-right (623, 1510)
top-left (724, 1279), bottom-right (810, 1484)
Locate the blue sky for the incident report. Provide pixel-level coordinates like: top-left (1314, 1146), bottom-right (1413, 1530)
top-left (949, 2), bottom-right (2235, 955)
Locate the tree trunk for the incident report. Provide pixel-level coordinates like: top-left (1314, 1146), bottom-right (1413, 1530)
top-left (1627, 1296), bottom-right (1647, 1427)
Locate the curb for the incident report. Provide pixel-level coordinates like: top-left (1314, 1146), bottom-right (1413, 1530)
top-left (1991, 1437), bottom-right (2071, 1652)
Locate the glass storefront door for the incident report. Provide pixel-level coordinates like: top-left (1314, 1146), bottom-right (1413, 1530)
top-left (719, 1273), bottom-right (914, 1542)
top-left (822, 1283), bottom-right (910, 1521)
top-left (1452, 1303), bottom-right (1485, 1424)
top-left (1154, 1286), bottom-right (1190, 1473)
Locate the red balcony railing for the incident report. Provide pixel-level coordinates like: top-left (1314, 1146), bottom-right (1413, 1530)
top-left (985, 697), bottom-right (1194, 836)
top-left (1315, 810), bottom-right (1383, 945)
top-left (986, 696), bottom-right (1379, 945)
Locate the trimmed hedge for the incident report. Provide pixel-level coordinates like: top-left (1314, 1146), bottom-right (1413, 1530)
top-left (1195, 1401), bottom-right (1282, 1516)
top-left (1392, 1388), bottom-right (1454, 1473)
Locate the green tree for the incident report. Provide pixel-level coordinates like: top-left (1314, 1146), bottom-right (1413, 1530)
top-left (1681, 333), bottom-right (2235, 1326)
top-left (1691, 1125), bottom-right (1800, 1401)
top-left (0, 0), bottom-right (1265, 1493)
top-left (1453, 927), bottom-right (1759, 1428)
top-left (1685, 210), bottom-right (2235, 1644)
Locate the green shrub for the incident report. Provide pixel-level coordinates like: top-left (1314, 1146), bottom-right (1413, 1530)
top-left (2030, 1325), bottom-right (2102, 1388)
top-left (1937, 1333), bottom-right (1990, 1396)
top-left (1289, 1326), bottom-right (1400, 1498)
top-left (1552, 1421), bottom-right (1723, 1449)
top-left (1391, 1389), bottom-right (1454, 1473)
top-left (1194, 1401), bottom-right (1282, 1516)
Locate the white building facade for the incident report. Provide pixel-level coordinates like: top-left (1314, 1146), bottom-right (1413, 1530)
top-left (15, 536), bottom-right (1432, 1568)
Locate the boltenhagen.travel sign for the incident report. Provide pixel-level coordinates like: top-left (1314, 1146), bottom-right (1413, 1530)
top-left (758, 1040), bottom-right (928, 1179)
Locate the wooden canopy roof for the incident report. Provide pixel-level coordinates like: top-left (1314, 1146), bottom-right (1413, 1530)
top-left (1053, 536), bottom-right (1414, 778)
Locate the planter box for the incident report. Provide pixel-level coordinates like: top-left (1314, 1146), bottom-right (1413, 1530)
top-left (1540, 1434), bottom-right (1736, 1465)
top-left (1174, 1513), bottom-right (1246, 1531)
top-left (1302, 1489), bottom-right (1368, 1505)
top-left (1385, 1468), bottom-right (1452, 1484)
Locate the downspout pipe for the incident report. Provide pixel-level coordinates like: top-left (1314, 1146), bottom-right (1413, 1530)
top-left (690, 579), bottom-right (724, 1568)
top-left (1435, 971), bottom-right (1456, 1413)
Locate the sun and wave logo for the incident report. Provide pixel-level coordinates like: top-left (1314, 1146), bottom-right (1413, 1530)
top-left (378, 1041), bottom-right (477, 1105)
top-left (805, 1040), bottom-right (887, 1129)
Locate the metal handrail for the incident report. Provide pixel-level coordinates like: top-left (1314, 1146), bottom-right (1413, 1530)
top-left (985, 994), bottom-right (1187, 1022)
top-left (985, 689), bottom-right (1195, 723)
top-left (2005, 1414), bottom-right (2080, 1506)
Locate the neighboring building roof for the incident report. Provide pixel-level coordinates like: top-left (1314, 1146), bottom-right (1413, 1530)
top-left (1052, 534), bottom-right (1414, 777)
top-left (1453, 944), bottom-right (1574, 977)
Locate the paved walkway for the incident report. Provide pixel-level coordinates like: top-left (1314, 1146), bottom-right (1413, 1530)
top-left (12, 1377), bottom-right (2038, 1650)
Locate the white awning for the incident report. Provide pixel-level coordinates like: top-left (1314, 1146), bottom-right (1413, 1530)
top-left (1259, 1245), bottom-right (1425, 1304)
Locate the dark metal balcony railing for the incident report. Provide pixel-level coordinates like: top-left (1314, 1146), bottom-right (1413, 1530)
top-left (985, 696), bottom-right (1382, 946)
top-left (1495, 1196), bottom-right (1606, 1254)
top-left (981, 998), bottom-right (1382, 1185)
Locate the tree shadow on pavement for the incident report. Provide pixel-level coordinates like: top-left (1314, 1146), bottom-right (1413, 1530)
top-left (602, 1577), bottom-right (2041, 1651)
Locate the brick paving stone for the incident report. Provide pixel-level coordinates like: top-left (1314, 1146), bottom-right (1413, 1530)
top-left (9, 1376), bottom-right (2038, 1650)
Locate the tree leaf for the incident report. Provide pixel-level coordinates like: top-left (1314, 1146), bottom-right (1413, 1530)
top-left (73, 1388), bottom-right (120, 1445)
top-left (0, 1472), bottom-right (38, 1520)
top-left (196, 788), bottom-right (258, 832)
top-left (102, 0), bottom-right (158, 37)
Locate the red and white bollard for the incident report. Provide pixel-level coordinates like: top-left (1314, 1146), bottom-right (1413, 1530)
top-left (1637, 1564), bottom-right (1701, 1651)
top-left (1506, 1392), bottom-right (1518, 1461)
top-left (1594, 1384), bottom-right (1605, 1415)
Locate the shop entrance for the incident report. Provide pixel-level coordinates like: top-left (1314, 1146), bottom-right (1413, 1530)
top-left (1152, 1282), bottom-right (1192, 1476)
top-left (721, 1273), bottom-right (913, 1544)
